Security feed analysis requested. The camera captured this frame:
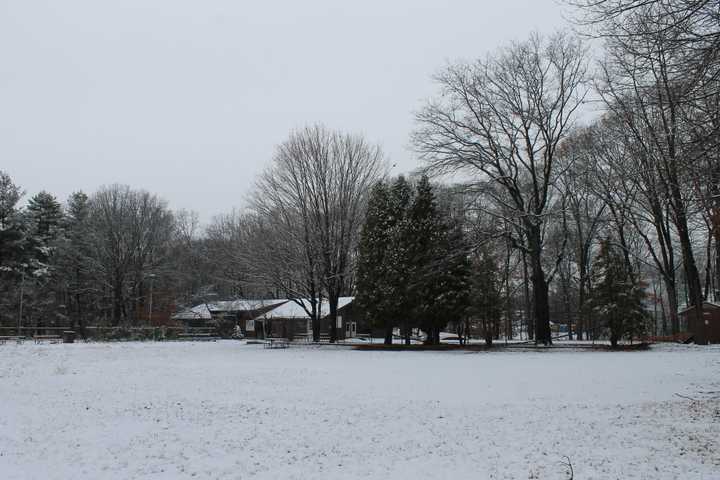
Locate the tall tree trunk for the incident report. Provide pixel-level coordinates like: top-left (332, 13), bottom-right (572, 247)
top-left (328, 295), bottom-right (338, 343)
top-left (532, 266), bottom-right (552, 345)
top-left (484, 319), bottom-right (493, 346)
top-left (311, 317), bottom-right (320, 342)
top-left (521, 250), bottom-right (533, 341)
top-left (675, 214), bottom-right (704, 337)
top-left (704, 230), bottom-right (713, 300)
top-left (310, 299), bottom-right (320, 342)
top-left (666, 279), bottom-right (679, 336)
top-left (504, 238), bottom-right (513, 340)
top-left (715, 233), bottom-right (720, 301)
top-left (528, 227), bottom-right (552, 345)
top-left (384, 322), bottom-right (393, 345)
top-left (560, 269), bottom-right (573, 340)
top-left (577, 264), bottom-right (587, 341)
top-left (75, 290), bottom-right (86, 339)
top-left (113, 271), bottom-right (123, 326)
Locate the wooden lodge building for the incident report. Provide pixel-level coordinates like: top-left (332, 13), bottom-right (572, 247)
top-left (172, 299), bottom-right (286, 329)
top-left (173, 297), bottom-right (367, 340)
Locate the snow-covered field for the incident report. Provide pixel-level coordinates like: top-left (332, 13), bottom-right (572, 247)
top-left (1, 342), bottom-right (718, 479)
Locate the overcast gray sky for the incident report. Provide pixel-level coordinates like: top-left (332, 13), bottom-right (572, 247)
top-left (1, 0), bottom-right (571, 220)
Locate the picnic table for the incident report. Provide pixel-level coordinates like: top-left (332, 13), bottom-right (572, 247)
top-left (34, 335), bottom-right (62, 344)
top-left (264, 338), bottom-right (290, 349)
top-left (0, 336), bottom-right (25, 345)
top-left (292, 332), bottom-right (311, 342)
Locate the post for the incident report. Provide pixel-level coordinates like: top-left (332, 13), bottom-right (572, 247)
top-left (17, 271), bottom-right (25, 336)
top-left (147, 273), bottom-right (156, 324)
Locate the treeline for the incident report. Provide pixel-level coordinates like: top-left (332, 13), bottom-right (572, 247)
top-left (0, 179), bottom-right (189, 333)
top-left (0, 126), bottom-right (386, 341)
top-left (2, 1), bottom-right (718, 345)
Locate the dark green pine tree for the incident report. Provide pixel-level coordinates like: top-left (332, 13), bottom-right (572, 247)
top-left (405, 176), bottom-right (440, 343)
top-left (357, 175), bottom-right (472, 346)
top-left (425, 214), bottom-right (472, 345)
top-left (470, 248), bottom-right (503, 346)
top-left (0, 171), bottom-right (27, 276)
top-left (22, 191), bottom-right (64, 330)
top-left (57, 191), bottom-right (92, 335)
top-left (589, 238), bottom-right (649, 347)
top-left (356, 182), bottom-right (395, 344)
top-left (26, 191), bottom-right (63, 264)
top-left (405, 176), bottom-right (472, 345)
top-left (386, 176), bottom-right (414, 343)
top-left (0, 171), bottom-right (30, 327)
top-left (403, 175), bottom-right (439, 344)
top-left (356, 176), bottom-right (414, 345)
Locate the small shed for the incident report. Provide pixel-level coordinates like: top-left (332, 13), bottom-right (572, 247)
top-left (678, 301), bottom-right (720, 345)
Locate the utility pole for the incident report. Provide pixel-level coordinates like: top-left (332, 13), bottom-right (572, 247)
top-left (147, 273), bottom-right (157, 324)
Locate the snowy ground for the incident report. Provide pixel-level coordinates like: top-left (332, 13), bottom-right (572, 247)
top-left (1, 342), bottom-right (719, 479)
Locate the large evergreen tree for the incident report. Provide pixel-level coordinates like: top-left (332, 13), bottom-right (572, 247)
top-left (356, 176), bottom-right (414, 345)
top-left (425, 216), bottom-right (472, 345)
top-left (27, 191), bottom-right (63, 243)
top-left (0, 171), bottom-right (26, 276)
top-left (357, 175), bottom-right (472, 346)
top-left (21, 191), bottom-right (64, 331)
top-left (0, 171), bottom-right (28, 328)
top-left (406, 176), bottom-right (472, 345)
top-left (384, 176), bottom-right (414, 343)
top-left (356, 182), bottom-right (396, 344)
top-left (56, 192), bottom-right (93, 335)
top-left (403, 176), bottom-right (437, 343)
top-left (589, 239), bottom-right (649, 347)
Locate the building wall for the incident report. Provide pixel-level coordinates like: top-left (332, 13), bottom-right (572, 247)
top-left (681, 304), bottom-right (720, 345)
top-left (262, 302), bottom-right (368, 340)
top-left (173, 302), bottom-right (292, 338)
top-left (266, 318), bottom-right (309, 340)
top-left (319, 303), bottom-right (369, 339)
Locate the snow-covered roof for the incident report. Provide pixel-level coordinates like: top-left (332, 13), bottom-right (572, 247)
top-left (174, 297), bottom-right (354, 321)
top-left (206, 299), bottom-right (287, 313)
top-left (172, 299), bottom-right (288, 320)
top-left (172, 303), bottom-right (212, 320)
top-left (254, 297), bottom-right (354, 320)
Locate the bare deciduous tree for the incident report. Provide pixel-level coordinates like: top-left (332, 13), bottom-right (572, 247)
top-left (87, 185), bottom-right (175, 325)
top-left (250, 125), bottom-right (385, 341)
top-left (557, 131), bottom-right (607, 340)
top-left (594, 20), bottom-right (713, 332)
top-left (570, 0), bottom-right (720, 62)
top-left (414, 32), bottom-right (588, 345)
